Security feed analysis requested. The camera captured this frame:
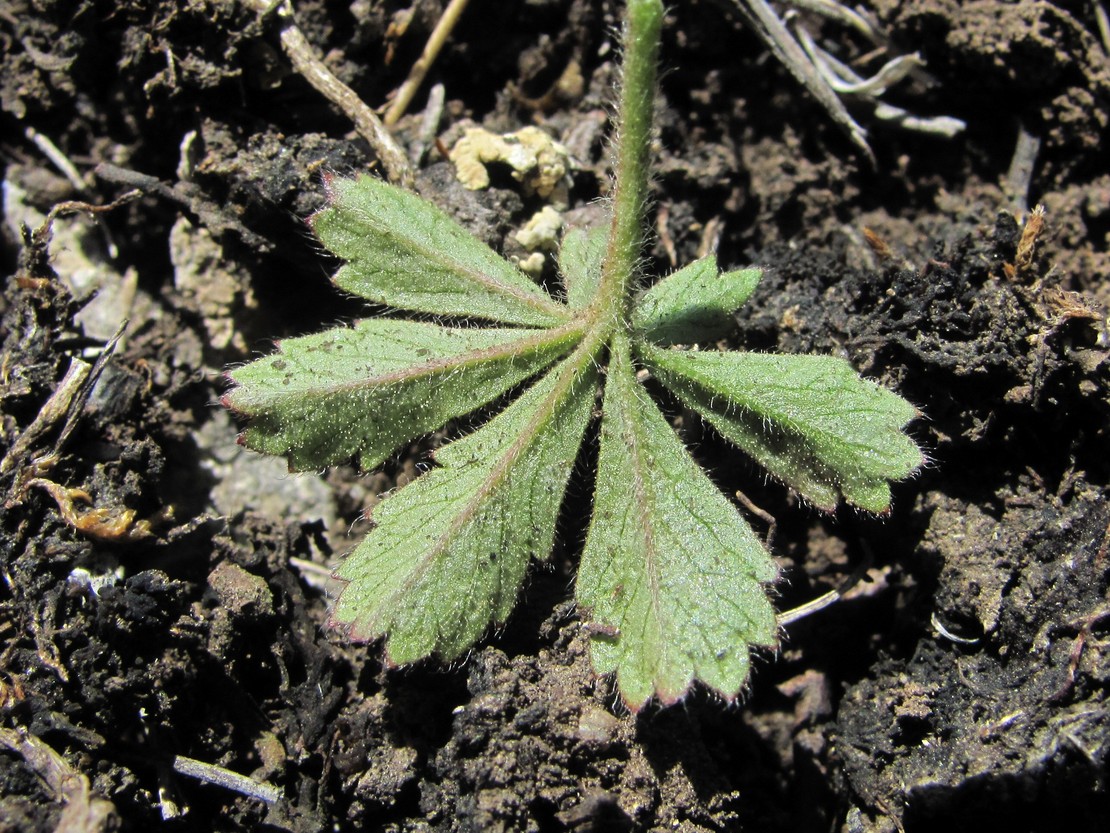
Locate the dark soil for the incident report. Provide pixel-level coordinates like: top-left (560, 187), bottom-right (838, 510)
top-left (2, 1), bottom-right (1109, 831)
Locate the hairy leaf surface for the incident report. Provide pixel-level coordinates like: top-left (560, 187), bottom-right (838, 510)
top-left (331, 351), bottom-right (597, 663)
top-left (314, 174), bottom-right (571, 326)
top-left (640, 343), bottom-right (923, 512)
top-left (227, 0), bottom-right (924, 710)
top-left (225, 318), bottom-right (579, 470)
top-left (632, 256), bottom-right (762, 344)
top-left (577, 335), bottom-right (779, 708)
top-left (559, 227), bottom-right (606, 309)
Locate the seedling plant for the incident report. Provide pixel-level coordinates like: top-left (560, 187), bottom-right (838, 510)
top-left (224, 0), bottom-right (922, 710)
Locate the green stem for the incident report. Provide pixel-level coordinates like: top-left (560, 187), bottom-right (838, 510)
top-left (595, 0), bottom-right (664, 329)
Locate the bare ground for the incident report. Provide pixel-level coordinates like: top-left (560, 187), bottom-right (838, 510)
top-left (1, 1), bottom-right (1108, 831)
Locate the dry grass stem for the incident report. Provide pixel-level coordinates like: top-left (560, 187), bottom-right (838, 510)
top-left (246, 0), bottom-right (414, 187)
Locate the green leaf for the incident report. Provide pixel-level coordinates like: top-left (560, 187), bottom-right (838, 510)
top-left (314, 174), bottom-right (572, 327)
top-left (631, 256), bottom-right (762, 345)
top-left (640, 343), bottom-right (923, 512)
top-left (226, 0), bottom-right (925, 710)
top-left (225, 318), bottom-right (581, 471)
top-left (558, 226), bottom-right (607, 309)
top-left (577, 334), bottom-right (779, 709)
top-left (331, 350), bottom-right (597, 663)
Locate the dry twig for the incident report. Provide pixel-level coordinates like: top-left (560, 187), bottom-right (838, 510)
top-left (728, 0), bottom-right (873, 160)
top-left (384, 0), bottom-right (472, 127)
top-left (0, 729), bottom-right (117, 831)
top-left (24, 126), bottom-right (87, 192)
top-left (172, 755), bottom-right (282, 804)
top-left (95, 162), bottom-right (270, 249)
top-left (725, 0), bottom-right (966, 157)
top-left (245, 0), bottom-right (414, 188)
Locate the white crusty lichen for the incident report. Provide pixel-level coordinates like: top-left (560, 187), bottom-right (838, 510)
top-left (450, 126), bottom-right (570, 206)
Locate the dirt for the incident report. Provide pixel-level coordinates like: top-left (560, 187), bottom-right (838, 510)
top-left (1, 0), bottom-right (1109, 831)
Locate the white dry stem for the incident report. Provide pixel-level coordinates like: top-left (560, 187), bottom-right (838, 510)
top-left (730, 0), bottom-right (966, 153)
top-left (729, 0), bottom-right (873, 159)
top-left (24, 126), bottom-right (88, 191)
top-left (172, 755), bottom-right (282, 804)
top-left (792, 20), bottom-right (922, 97)
top-left (1095, 0), bottom-right (1110, 55)
top-left (784, 0), bottom-right (882, 42)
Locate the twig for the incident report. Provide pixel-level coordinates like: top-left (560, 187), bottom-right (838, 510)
top-left (727, 0), bottom-right (964, 151)
top-left (1095, 0), bottom-right (1110, 55)
top-left (1, 360), bottom-right (89, 477)
top-left (930, 611), bottom-right (981, 644)
top-left (24, 126), bottom-right (87, 192)
top-left (413, 82), bottom-right (447, 165)
top-left (727, 0), bottom-right (874, 161)
top-left (735, 489), bottom-right (777, 549)
top-left (94, 163), bottom-right (270, 250)
top-left (870, 103), bottom-right (966, 138)
top-left (245, 0), bottom-right (414, 188)
top-left (3, 321), bottom-right (126, 511)
top-left (1015, 204), bottom-right (1046, 275)
top-left (785, 0), bottom-right (881, 42)
top-left (384, 0), bottom-right (472, 127)
top-left (288, 556), bottom-right (335, 581)
top-left (777, 541), bottom-right (874, 627)
top-left (288, 555), bottom-right (340, 591)
top-left (19, 139), bottom-right (129, 258)
top-left (1048, 607), bottom-right (1110, 704)
top-left (35, 591), bottom-right (70, 683)
top-left (874, 795), bottom-right (907, 833)
top-left (793, 22), bottom-right (922, 97)
top-left (1096, 515), bottom-right (1110, 569)
top-left (791, 20), bottom-right (964, 138)
top-left (777, 588), bottom-right (842, 626)
top-left (46, 320), bottom-right (128, 468)
top-left (42, 193), bottom-right (143, 226)
top-left (1005, 123), bottom-right (1042, 214)
top-left (656, 202), bottom-right (677, 267)
top-left (862, 226), bottom-right (896, 263)
top-left (0, 729), bottom-right (117, 831)
top-left (696, 216), bottom-right (723, 259)
top-left (172, 755), bottom-right (282, 804)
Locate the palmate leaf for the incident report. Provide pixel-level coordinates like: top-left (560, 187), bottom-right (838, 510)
top-left (578, 333), bottom-right (778, 707)
top-left (558, 227), bottom-right (606, 309)
top-left (631, 256), bottom-right (761, 345)
top-left (226, 0), bottom-right (922, 710)
top-left (224, 318), bottom-right (581, 471)
top-left (638, 342), bottom-right (924, 513)
top-left (314, 174), bottom-right (571, 326)
top-left (227, 171), bottom-right (921, 708)
top-left (331, 349), bottom-right (596, 663)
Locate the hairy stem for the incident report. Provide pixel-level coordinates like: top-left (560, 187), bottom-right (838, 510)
top-left (595, 0), bottom-right (663, 329)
